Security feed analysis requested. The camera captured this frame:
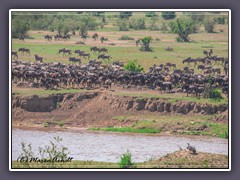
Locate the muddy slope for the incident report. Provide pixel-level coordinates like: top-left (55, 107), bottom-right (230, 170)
top-left (12, 92), bottom-right (228, 127)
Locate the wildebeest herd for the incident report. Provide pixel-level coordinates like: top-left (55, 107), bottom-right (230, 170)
top-left (12, 48), bottom-right (229, 97)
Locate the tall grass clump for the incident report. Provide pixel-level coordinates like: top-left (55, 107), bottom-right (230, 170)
top-left (118, 150), bottom-right (134, 168)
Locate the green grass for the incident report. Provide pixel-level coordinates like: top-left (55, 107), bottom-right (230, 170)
top-left (114, 92), bottom-right (228, 105)
top-left (89, 127), bottom-right (161, 134)
top-left (12, 87), bottom-right (88, 97)
top-left (110, 114), bottom-right (228, 138)
top-left (181, 122), bottom-right (228, 138)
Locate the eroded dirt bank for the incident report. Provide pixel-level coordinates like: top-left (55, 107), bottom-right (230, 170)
top-left (12, 91), bottom-right (228, 129)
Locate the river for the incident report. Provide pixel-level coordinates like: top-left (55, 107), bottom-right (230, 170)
top-left (12, 128), bottom-right (228, 163)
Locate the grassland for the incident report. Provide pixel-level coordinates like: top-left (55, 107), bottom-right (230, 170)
top-left (90, 114), bottom-right (228, 139)
top-left (12, 87), bottom-right (90, 97)
top-left (12, 21), bottom-right (228, 72)
top-left (12, 150), bottom-right (228, 169)
top-left (114, 91), bottom-right (228, 105)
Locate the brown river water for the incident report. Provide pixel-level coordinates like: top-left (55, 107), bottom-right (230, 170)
top-left (12, 128), bottom-right (228, 162)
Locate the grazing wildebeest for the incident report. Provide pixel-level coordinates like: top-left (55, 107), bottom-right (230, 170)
top-left (12, 51), bottom-right (18, 59)
top-left (69, 57), bottom-right (81, 63)
top-left (81, 34), bottom-right (88, 41)
top-left (44, 35), bottom-right (52, 41)
top-left (18, 48), bottom-right (30, 55)
top-left (54, 34), bottom-right (62, 41)
top-left (98, 48), bottom-right (108, 54)
top-left (100, 37), bottom-right (108, 43)
top-left (34, 54), bottom-right (43, 63)
top-left (63, 34), bottom-right (71, 40)
top-left (104, 79), bottom-right (112, 90)
top-left (182, 57), bottom-right (195, 65)
top-left (58, 48), bottom-right (71, 56)
top-left (203, 50), bottom-right (208, 57)
top-left (157, 81), bottom-right (173, 93)
top-left (18, 36), bottom-right (25, 41)
top-left (208, 49), bottom-right (213, 56)
top-left (135, 39), bottom-right (141, 47)
top-left (80, 52), bottom-right (90, 59)
top-left (92, 33), bottom-right (98, 41)
top-left (90, 46), bottom-right (99, 54)
top-left (98, 54), bottom-right (111, 60)
top-left (212, 67), bottom-right (221, 75)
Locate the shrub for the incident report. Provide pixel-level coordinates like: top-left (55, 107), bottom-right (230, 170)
top-left (204, 18), bottom-right (215, 33)
top-left (119, 35), bottom-right (134, 40)
top-left (145, 12), bottom-right (158, 17)
top-left (129, 18), bottom-right (146, 30)
top-left (118, 150), bottom-right (134, 168)
top-left (169, 17), bottom-right (197, 42)
top-left (139, 36), bottom-right (153, 51)
top-left (214, 16), bottom-right (226, 24)
top-left (210, 88), bottom-right (223, 99)
top-left (124, 60), bottom-right (144, 73)
top-left (119, 12), bottom-right (132, 19)
top-left (161, 12), bottom-right (176, 20)
top-left (117, 19), bottom-right (129, 31)
top-left (148, 17), bottom-right (160, 31)
top-left (160, 21), bottom-right (168, 32)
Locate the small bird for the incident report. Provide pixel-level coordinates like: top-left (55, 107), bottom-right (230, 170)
top-left (187, 143), bottom-right (196, 154)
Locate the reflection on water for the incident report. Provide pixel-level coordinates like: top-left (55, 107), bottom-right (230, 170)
top-left (12, 128), bottom-right (228, 162)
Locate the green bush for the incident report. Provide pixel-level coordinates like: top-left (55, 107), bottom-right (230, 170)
top-left (161, 12), bottom-right (176, 20)
top-left (169, 17), bottom-right (197, 42)
top-left (139, 36), bottom-right (153, 51)
top-left (118, 150), bottom-right (134, 168)
top-left (117, 19), bottom-right (129, 31)
top-left (119, 35), bottom-right (134, 40)
top-left (148, 17), bottom-right (160, 31)
top-left (204, 18), bottom-right (215, 33)
top-left (214, 16), bottom-right (226, 24)
top-left (119, 12), bottom-right (132, 19)
top-left (124, 60), bottom-right (144, 72)
top-left (210, 88), bottom-right (223, 99)
top-left (129, 18), bottom-right (146, 30)
top-left (145, 12), bottom-right (158, 17)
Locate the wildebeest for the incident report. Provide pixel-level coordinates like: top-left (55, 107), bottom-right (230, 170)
top-left (98, 48), bottom-right (108, 54)
top-left (44, 35), bottom-right (52, 41)
top-left (59, 48), bottom-right (71, 56)
top-left (92, 33), bottom-right (98, 41)
top-left (18, 48), bottom-right (30, 55)
top-left (100, 37), bottom-right (108, 43)
top-left (79, 52), bottom-right (90, 59)
top-left (18, 36), bottom-right (25, 41)
top-left (12, 51), bottom-right (18, 59)
top-left (34, 54), bottom-right (43, 63)
top-left (69, 57), bottom-right (81, 63)
top-left (90, 46), bottom-right (99, 54)
top-left (98, 54), bottom-right (111, 60)
top-left (135, 39), bottom-right (141, 47)
top-left (182, 57), bottom-right (195, 65)
top-left (63, 34), bottom-right (71, 40)
top-left (54, 34), bottom-right (62, 41)
top-left (81, 34), bottom-right (88, 41)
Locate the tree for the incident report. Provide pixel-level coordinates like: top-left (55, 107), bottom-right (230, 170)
top-left (204, 18), bottom-right (216, 33)
top-left (145, 12), bottom-right (158, 17)
top-left (12, 16), bottom-right (30, 38)
top-left (117, 19), bottom-right (129, 31)
top-left (161, 12), bottom-right (176, 20)
top-left (124, 60), bottom-right (144, 73)
top-left (140, 36), bottom-right (153, 51)
top-left (119, 12), bottom-right (132, 19)
top-left (169, 18), bottom-right (197, 42)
